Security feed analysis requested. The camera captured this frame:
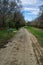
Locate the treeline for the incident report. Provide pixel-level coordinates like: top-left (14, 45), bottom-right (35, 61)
top-left (27, 5), bottom-right (43, 29)
top-left (0, 0), bottom-right (26, 29)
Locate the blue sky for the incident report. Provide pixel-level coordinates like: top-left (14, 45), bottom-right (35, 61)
top-left (20, 0), bottom-right (43, 21)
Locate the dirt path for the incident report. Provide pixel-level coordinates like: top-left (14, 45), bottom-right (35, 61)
top-left (0, 28), bottom-right (38, 65)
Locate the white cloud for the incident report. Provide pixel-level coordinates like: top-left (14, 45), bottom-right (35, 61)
top-left (22, 7), bottom-right (39, 11)
top-left (21, 0), bottom-right (37, 5)
top-left (32, 11), bottom-right (39, 15)
top-left (21, 0), bottom-right (43, 6)
top-left (22, 7), bottom-right (40, 15)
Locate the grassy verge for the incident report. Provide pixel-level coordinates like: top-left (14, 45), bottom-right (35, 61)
top-left (0, 28), bottom-right (17, 47)
top-left (25, 26), bottom-right (43, 46)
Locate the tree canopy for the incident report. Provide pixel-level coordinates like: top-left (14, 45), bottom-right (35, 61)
top-left (0, 0), bottom-right (26, 29)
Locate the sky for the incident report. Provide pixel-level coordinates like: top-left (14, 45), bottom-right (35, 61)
top-left (20, 0), bottom-right (43, 21)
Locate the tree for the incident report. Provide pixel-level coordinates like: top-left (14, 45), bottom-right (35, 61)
top-left (0, 0), bottom-right (18, 28)
top-left (0, 0), bottom-right (9, 27)
top-left (0, 0), bottom-right (25, 29)
top-left (13, 11), bottom-right (26, 29)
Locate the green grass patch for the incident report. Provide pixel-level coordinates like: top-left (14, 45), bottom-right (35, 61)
top-left (0, 28), bottom-right (17, 47)
top-left (25, 26), bottom-right (43, 46)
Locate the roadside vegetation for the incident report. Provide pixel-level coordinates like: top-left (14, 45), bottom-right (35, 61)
top-left (0, 28), bottom-right (17, 47)
top-left (25, 26), bottom-right (43, 46)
